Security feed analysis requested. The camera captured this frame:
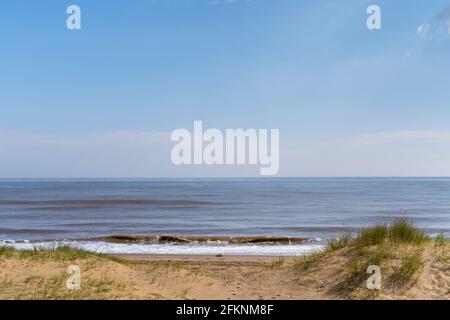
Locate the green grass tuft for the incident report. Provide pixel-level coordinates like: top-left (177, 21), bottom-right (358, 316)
top-left (351, 219), bottom-right (427, 248)
top-left (434, 233), bottom-right (447, 248)
top-left (0, 246), bottom-right (15, 258)
top-left (389, 218), bottom-right (428, 245)
top-left (0, 245), bottom-right (125, 264)
top-left (327, 233), bottom-right (352, 251)
top-left (354, 224), bottom-right (389, 247)
top-left (293, 250), bottom-right (328, 273)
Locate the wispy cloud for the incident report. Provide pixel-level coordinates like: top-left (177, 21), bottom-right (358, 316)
top-left (417, 5), bottom-right (450, 39)
top-left (0, 131), bottom-right (171, 177)
top-left (353, 130), bottom-right (450, 145)
top-left (281, 130), bottom-right (450, 177)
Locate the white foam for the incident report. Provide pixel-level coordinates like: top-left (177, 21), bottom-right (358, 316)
top-left (0, 240), bottom-right (324, 256)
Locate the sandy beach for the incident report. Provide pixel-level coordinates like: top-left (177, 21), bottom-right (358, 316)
top-left (113, 247), bottom-right (449, 300)
top-left (112, 254), bottom-right (330, 299)
top-left (115, 254), bottom-right (284, 263)
top-left (0, 225), bottom-right (448, 300)
top-left (0, 251), bottom-right (332, 300)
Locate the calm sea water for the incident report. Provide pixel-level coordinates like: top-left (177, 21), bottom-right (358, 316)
top-left (0, 178), bottom-right (449, 255)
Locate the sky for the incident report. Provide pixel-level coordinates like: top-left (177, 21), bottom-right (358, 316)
top-left (1, 0), bottom-right (450, 177)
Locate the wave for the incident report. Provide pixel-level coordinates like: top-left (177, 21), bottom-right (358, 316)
top-left (84, 235), bottom-right (310, 245)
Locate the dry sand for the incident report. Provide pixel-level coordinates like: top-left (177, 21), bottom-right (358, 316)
top-left (0, 244), bottom-right (448, 300)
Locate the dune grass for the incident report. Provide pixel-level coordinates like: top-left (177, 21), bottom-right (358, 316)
top-left (292, 249), bottom-right (328, 273)
top-left (433, 233), bottom-right (449, 271)
top-left (0, 245), bottom-right (16, 258)
top-left (353, 218), bottom-right (428, 248)
top-left (327, 233), bottom-right (353, 251)
top-left (0, 245), bottom-right (125, 264)
top-left (434, 233), bottom-right (447, 248)
top-left (354, 224), bottom-right (389, 247)
top-left (293, 218), bottom-right (444, 298)
top-left (389, 219), bottom-right (428, 245)
top-left (0, 246), bottom-right (125, 299)
top-left (390, 251), bottom-right (423, 288)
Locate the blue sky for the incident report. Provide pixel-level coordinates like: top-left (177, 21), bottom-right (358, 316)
top-left (1, 0), bottom-right (450, 177)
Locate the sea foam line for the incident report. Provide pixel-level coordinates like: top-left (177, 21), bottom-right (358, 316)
top-left (0, 240), bottom-right (325, 256)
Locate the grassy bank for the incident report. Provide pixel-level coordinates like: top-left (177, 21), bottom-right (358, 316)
top-left (293, 219), bottom-right (449, 299)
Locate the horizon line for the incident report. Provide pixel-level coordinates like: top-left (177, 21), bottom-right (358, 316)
top-left (1, 176), bottom-right (450, 179)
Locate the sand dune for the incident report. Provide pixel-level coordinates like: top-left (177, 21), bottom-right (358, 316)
top-left (0, 242), bottom-right (448, 300)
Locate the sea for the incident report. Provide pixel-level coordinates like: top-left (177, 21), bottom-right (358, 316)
top-left (0, 178), bottom-right (449, 256)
